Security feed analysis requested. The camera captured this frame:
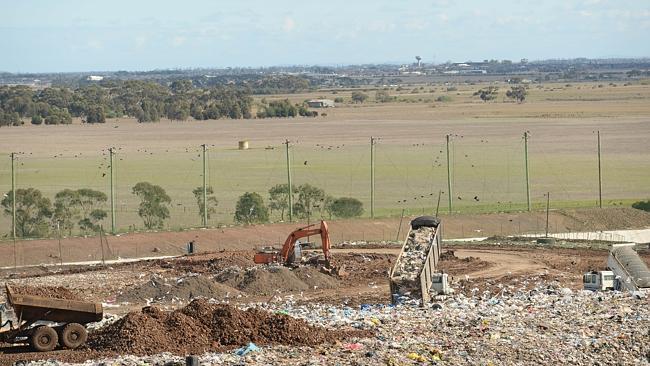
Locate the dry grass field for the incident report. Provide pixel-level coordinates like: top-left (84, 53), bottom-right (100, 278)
top-left (0, 81), bottom-right (649, 235)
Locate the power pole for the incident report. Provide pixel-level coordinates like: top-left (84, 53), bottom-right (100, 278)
top-left (370, 137), bottom-right (376, 218)
top-left (524, 131), bottom-right (531, 212)
top-left (202, 144), bottom-right (208, 227)
top-left (545, 192), bottom-right (550, 237)
top-left (11, 152), bottom-right (17, 269)
top-left (285, 139), bottom-right (293, 222)
top-left (446, 134), bottom-right (452, 214)
top-left (109, 147), bottom-right (116, 234)
top-left (597, 130), bottom-right (602, 208)
top-left (10, 152), bottom-right (16, 239)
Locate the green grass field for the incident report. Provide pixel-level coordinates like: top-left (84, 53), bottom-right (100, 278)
top-left (0, 81), bottom-right (649, 237)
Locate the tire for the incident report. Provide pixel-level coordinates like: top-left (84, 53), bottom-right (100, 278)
top-left (60, 323), bottom-right (88, 349)
top-left (31, 325), bottom-right (58, 352)
top-left (411, 216), bottom-right (440, 230)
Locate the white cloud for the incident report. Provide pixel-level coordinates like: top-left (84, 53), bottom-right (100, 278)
top-left (282, 17), bottom-right (295, 32)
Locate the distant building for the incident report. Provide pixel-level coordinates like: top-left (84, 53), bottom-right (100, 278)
top-left (307, 99), bottom-right (335, 108)
top-left (86, 75), bottom-right (104, 81)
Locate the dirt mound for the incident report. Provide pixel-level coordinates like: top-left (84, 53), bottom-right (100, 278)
top-left (292, 267), bottom-right (340, 289)
top-left (157, 251), bottom-right (255, 274)
top-left (89, 299), bottom-right (371, 355)
top-left (9, 285), bottom-right (80, 300)
top-left (117, 275), bottom-right (240, 303)
top-left (217, 266), bottom-right (339, 295)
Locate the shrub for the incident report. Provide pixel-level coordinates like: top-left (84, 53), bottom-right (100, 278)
top-left (31, 115), bottom-right (43, 125)
top-left (632, 200), bottom-right (650, 212)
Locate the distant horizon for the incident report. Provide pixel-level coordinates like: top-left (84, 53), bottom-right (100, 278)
top-left (2, 0), bottom-right (649, 73)
top-left (3, 55), bottom-right (650, 75)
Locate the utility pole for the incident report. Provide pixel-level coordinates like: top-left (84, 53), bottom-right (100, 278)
top-left (524, 131), bottom-right (531, 212)
top-left (109, 147), bottom-right (116, 234)
top-left (202, 144), bottom-right (208, 227)
top-left (446, 135), bottom-right (452, 214)
top-left (285, 139), bottom-right (293, 222)
top-left (545, 192), bottom-right (550, 237)
top-left (10, 152), bottom-right (16, 239)
top-left (597, 130), bottom-right (602, 208)
top-left (370, 137), bottom-right (376, 218)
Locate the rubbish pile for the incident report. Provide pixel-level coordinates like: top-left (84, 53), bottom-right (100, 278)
top-left (394, 227), bottom-right (436, 280)
top-left (389, 226), bottom-right (437, 301)
top-left (7, 276), bottom-right (650, 365)
top-left (88, 299), bottom-right (371, 356)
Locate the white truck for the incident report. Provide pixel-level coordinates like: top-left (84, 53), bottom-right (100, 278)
top-left (583, 243), bottom-right (650, 292)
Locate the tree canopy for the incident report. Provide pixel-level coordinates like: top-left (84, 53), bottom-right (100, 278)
top-left (132, 182), bottom-right (171, 229)
top-left (234, 192), bottom-right (269, 224)
top-left (1, 188), bottom-right (52, 237)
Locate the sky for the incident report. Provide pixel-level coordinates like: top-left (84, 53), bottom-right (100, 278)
top-left (1, 0), bottom-right (649, 73)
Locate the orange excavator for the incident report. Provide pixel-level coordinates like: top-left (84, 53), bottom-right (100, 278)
top-left (254, 220), bottom-right (344, 275)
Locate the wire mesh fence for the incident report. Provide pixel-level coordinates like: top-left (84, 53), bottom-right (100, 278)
top-left (1, 131), bottom-right (648, 240)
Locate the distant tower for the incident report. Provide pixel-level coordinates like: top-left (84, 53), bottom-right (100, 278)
top-left (415, 56), bottom-right (422, 67)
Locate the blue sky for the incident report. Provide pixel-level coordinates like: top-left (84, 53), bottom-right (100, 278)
top-left (1, 0), bottom-right (649, 72)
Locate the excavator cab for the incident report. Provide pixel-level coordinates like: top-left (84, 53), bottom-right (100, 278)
top-left (254, 220), bottom-right (345, 276)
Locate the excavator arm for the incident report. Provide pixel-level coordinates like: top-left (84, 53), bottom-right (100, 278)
top-left (280, 220), bottom-right (331, 264)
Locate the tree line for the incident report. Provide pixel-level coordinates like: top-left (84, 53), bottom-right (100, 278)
top-left (0, 81), bottom-right (257, 126)
top-left (1, 183), bottom-right (363, 238)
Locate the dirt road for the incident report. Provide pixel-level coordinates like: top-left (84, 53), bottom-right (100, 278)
top-left (453, 249), bottom-right (548, 279)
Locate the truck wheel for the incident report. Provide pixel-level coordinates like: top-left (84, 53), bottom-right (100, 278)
top-left (31, 325), bottom-right (58, 352)
top-left (60, 323), bottom-right (88, 349)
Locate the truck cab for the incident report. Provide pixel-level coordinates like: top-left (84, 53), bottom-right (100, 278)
top-left (583, 270), bottom-right (616, 291)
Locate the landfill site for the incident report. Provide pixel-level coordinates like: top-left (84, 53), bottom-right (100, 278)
top-left (1, 211), bottom-right (650, 365)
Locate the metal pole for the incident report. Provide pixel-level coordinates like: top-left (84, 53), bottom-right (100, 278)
top-left (545, 192), bottom-right (550, 237)
top-left (202, 144), bottom-right (208, 227)
top-left (446, 135), bottom-right (452, 214)
top-left (11, 152), bottom-right (16, 239)
top-left (285, 140), bottom-right (293, 222)
top-left (597, 130), bottom-right (602, 208)
top-left (370, 137), bottom-right (375, 218)
top-left (435, 190), bottom-right (442, 217)
top-left (100, 226), bottom-right (106, 266)
top-left (109, 147), bottom-right (116, 234)
top-left (524, 132), bottom-right (531, 212)
top-left (57, 221), bottom-right (63, 266)
top-left (396, 208), bottom-right (405, 241)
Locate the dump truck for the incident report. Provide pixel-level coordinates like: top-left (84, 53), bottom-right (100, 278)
top-left (389, 216), bottom-right (450, 305)
top-left (583, 243), bottom-right (650, 292)
top-left (0, 284), bottom-right (103, 352)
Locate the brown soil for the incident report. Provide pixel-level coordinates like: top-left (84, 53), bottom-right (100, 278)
top-left (89, 299), bottom-right (371, 356)
top-left (217, 266), bottom-right (339, 296)
top-left (438, 250), bottom-right (492, 275)
top-left (8, 285), bottom-right (80, 300)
